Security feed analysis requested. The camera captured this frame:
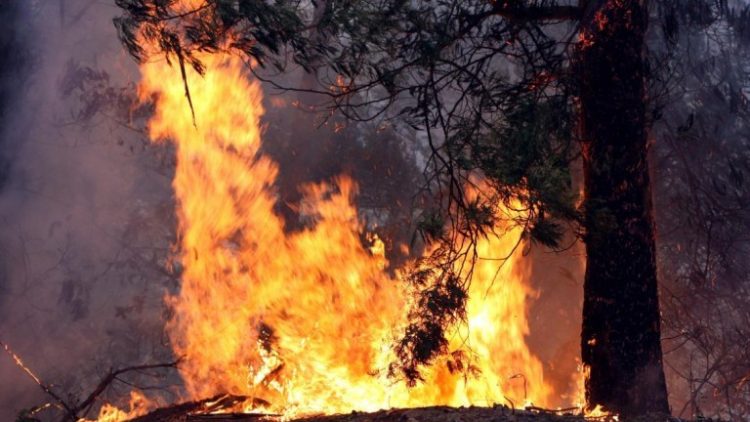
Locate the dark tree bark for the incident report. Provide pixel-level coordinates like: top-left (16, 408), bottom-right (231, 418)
top-left (577, 0), bottom-right (669, 417)
top-left (0, 0), bottom-right (26, 190)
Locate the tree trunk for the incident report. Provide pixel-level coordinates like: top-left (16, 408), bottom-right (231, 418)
top-left (577, 0), bottom-right (669, 417)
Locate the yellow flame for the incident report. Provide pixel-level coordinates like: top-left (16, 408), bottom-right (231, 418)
top-left (88, 391), bottom-right (149, 422)
top-left (585, 404), bottom-right (619, 421)
top-left (576, 366), bottom-right (619, 421)
top-left (95, 2), bottom-right (574, 417)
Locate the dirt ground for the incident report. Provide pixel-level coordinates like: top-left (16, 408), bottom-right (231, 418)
top-left (143, 405), bottom-right (621, 422)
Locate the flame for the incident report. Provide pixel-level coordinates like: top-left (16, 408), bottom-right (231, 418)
top-left (91, 391), bottom-right (149, 422)
top-left (575, 366), bottom-right (619, 421)
top-left (585, 404), bottom-right (619, 421)
top-left (461, 224), bottom-right (550, 408)
top-left (95, 2), bottom-right (573, 417)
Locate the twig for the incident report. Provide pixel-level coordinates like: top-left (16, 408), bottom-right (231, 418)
top-left (176, 49), bottom-right (198, 128)
top-left (525, 405), bottom-right (581, 416)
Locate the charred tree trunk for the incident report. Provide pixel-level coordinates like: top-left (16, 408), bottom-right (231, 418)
top-left (577, 0), bottom-right (669, 417)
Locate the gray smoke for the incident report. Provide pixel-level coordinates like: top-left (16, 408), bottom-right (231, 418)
top-left (0, 1), bottom-right (176, 420)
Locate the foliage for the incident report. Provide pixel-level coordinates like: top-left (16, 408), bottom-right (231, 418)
top-left (114, 0), bottom-right (313, 72)
top-left (391, 263), bottom-right (468, 384)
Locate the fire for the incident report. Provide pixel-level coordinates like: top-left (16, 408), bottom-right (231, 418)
top-left (93, 392), bottom-right (149, 422)
top-left (574, 366), bottom-right (619, 420)
top-left (585, 405), bottom-right (619, 421)
top-left (95, 1), bottom-right (567, 418)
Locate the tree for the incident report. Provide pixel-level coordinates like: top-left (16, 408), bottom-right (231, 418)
top-left (112, 0), bottom-right (750, 417)
top-left (575, 1), bottom-right (669, 415)
top-left (0, 0), bottom-right (30, 190)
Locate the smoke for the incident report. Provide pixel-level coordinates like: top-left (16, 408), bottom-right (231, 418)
top-left (0, 1), bottom-right (176, 419)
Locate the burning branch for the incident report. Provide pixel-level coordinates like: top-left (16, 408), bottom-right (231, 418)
top-left (1, 338), bottom-right (181, 421)
top-left (1, 340), bottom-right (79, 420)
top-left (129, 394), bottom-right (274, 422)
top-left (74, 358), bottom-right (182, 418)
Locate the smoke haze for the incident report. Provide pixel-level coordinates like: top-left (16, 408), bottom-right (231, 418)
top-left (0, 1), bottom-right (176, 419)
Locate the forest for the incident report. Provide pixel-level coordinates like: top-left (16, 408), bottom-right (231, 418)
top-left (0, 1), bottom-right (749, 421)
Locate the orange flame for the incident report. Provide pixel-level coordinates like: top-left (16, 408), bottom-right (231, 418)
top-left (95, 2), bottom-right (573, 417)
top-left (94, 392), bottom-right (150, 422)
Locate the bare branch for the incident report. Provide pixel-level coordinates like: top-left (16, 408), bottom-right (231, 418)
top-left (75, 358), bottom-right (182, 418)
top-left (0, 340), bottom-right (78, 420)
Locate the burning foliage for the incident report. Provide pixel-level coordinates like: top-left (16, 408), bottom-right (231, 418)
top-left (392, 266), bottom-right (468, 385)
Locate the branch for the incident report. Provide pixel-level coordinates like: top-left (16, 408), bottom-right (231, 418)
top-left (0, 340), bottom-right (78, 420)
top-left (130, 393), bottom-right (274, 422)
top-left (176, 49), bottom-right (198, 128)
top-left (1, 340), bottom-right (182, 421)
top-left (74, 358), bottom-right (182, 417)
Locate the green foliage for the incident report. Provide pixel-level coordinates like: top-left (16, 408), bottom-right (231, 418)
top-left (114, 0), bottom-right (312, 72)
top-left (468, 95), bottom-right (577, 248)
top-left (391, 265), bottom-right (468, 385)
top-left (416, 211), bottom-right (445, 243)
top-left (528, 216), bottom-right (565, 248)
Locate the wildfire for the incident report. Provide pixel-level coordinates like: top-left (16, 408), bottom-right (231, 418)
top-left (94, 392), bottom-right (150, 422)
top-left (94, 1), bottom-right (568, 419)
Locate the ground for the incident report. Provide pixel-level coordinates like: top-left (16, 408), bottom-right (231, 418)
top-left (132, 405), bottom-right (627, 422)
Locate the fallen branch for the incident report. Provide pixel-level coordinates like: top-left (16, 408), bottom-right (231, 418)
top-left (75, 358), bottom-right (182, 418)
top-left (188, 413), bottom-right (278, 421)
top-left (130, 394), bottom-right (274, 422)
top-left (526, 405), bottom-right (581, 415)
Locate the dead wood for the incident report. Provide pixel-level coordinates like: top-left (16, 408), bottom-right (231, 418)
top-left (1, 340), bottom-right (79, 420)
top-left (75, 359), bottom-right (182, 418)
top-left (292, 406), bottom-right (583, 422)
top-left (130, 394), bottom-right (273, 422)
top-left (131, 403), bottom-right (584, 422)
top-left (129, 402), bottom-right (695, 422)
top-left (1, 339), bottom-right (182, 422)
top-left (187, 414), bottom-right (277, 421)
